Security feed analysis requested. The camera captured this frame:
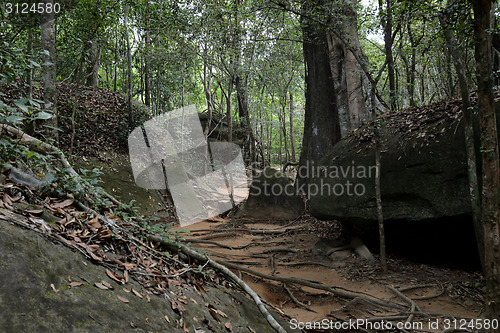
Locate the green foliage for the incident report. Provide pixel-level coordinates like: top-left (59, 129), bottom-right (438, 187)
top-left (139, 220), bottom-right (190, 243)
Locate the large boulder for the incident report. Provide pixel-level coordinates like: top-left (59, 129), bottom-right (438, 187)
top-left (237, 167), bottom-right (304, 219)
top-left (308, 101), bottom-right (500, 226)
top-left (0, 209), bottom-right (296, 332)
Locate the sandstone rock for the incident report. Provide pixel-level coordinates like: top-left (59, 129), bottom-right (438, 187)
top-left (237, 167), bottom-right (304, 219)
top-left (308, 105), bottom-right (500, 226)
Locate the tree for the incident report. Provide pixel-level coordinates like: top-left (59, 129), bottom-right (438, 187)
top-left (40, 0), bottom-right (58, 143)
top-left (326, 0), bottom-right (368, 135)
top-left (297, 0), bottom-right (341, 189)
top-left (440, 0), bottom-right (483, 270)
top-left (379, 0), bottom-right (396, 110)
top-left (469, 0), bottom-right (500, 323)
top-left (124, 5), bottom-right (133, 126)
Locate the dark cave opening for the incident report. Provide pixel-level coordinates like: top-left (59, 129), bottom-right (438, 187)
top-left (362, 215), bottom-right (481, 271)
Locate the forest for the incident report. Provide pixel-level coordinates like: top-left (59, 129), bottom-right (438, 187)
top-left (0, 0), bottom-right (500, 332)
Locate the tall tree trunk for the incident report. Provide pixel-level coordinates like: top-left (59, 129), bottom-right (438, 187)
top-left (407, 23), bottom-right (417, 106)
top-left (124, 6), bottom-right (133, 126)
top-left (113, 29), bottom-right (118, 91)
top-left (226, 79), bottom-right (233, 143)
top-left (470, 0), bottom-right (500, 323)
top-left (203, 56), bottom-right (213, 174)
top-left (144, 0), bottom-right (151, 108)
top-left (41, 0), bottom-right (58, 143)
top-left (281, 104), bottom-right (288, 162)
top-left (298, 2), bottom-right (341, 190)
top-left (236, 75), bottom-right (256, 163)
top-left (85, 40), bottom-right (100, 87)
top-left (440, 4), bottom-right (483, 270)
top-left (326, 0), bottom-right (367, 135)
top-left (25, 26), bottom-right (35, 136)
top-left (379, 0), bottom-right (396, 110)
top-left (289, 92), bottom-right (296, 162)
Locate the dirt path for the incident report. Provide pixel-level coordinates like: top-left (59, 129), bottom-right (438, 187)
top-left (173, 217), bottom-right (484, 330)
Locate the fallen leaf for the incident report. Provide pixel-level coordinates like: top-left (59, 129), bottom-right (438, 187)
top-left (123, 288), bottom-right (130, 293)
top-left (3, 194), bottom-right (12, 205)
top-left (25, 208), bottom-right (43, 215)
top-left (171, 300), bottom-right (185, 313)
top-left (117, 295), bottom-right (129, 303)
top-left (208, 308), bottom-right (220, 323)
top-left (124, 270), bottom-right (129, 283)
top-left (101, 281), bottom-right (114, 289)
top-left (132, 288), bottom-right (143, 298)
top-left (217, 309), bottom-right (228, 318)
top-left (50, 283), bottom-right (59, 293)
top-left (106, 269), bottom-right (122, 283)
top-left (95, 282), bottom-right (108, 290)
top-left (164, 315), bottom-right (170, 323)
top-left (51, 198), bottom-right (74, 209)
top-left (69, 281), bottom-right (83, 288)
top-left (190, 297), bottom-right (198, 305)
top-left (193, 281), bottom-right (205, 293)
top-left (146, 295), bottom-right (151, 303)
top-left (225, 322), bottom-right (232, 331)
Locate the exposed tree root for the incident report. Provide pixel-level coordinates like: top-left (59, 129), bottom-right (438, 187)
top-left (189, 227), bottom-right (305, 235)
top-left (197, 232), bottom-right (239, 240)
top-left (282, 261), bottom-right (337, 269)
top-left (148, 235), bottom-right (288, 333)
top-left (257, 248), bottom-right (298, 254)
top-left (283, 283), bottom-right (317, 313)
top-left (181, 238), bottom-right (250, 249)
top-left (207, 257), bottom-right (406, 311)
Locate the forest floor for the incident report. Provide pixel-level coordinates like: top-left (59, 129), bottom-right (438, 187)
top-left (1, 81), bottom-right (487, 331)
top-left (171, 215), bottom-right (485, 330)
top-left (77, 150), bottom-right (486, 332)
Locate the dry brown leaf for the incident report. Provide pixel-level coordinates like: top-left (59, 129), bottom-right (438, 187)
top-left (178, 297), bottom-right (188, 304)
top-left (217, 309), bottom-right (228, 318)
top-left (69, 281), bottom-right (83, 288)
top-left (123, 288), bottom-right (130, 293)
top-left (193, 281), bottom-right (205, 293)
top-left (85, 247), bottom-right (102, 262)
top-left (3, 194), bottom-right (12, 205)
top-left (225, 322), bottom-right (232, 331)
top-left (146, 294), bottom-right (151, 303)
top-left (131, 288), bottom-right (143, 298)
top-left (101, 281), bottom-right (114, 289)
top-left (124, 270), bottom-right (129, 283)
top-left (164, 315), bottom-right (170, 323)
top-left (208, 307), bottom-right (220, 323)
top-left (117, 295), bottom-right (129, 303)
top-left (171, 300), bottom-right (185, 313)
top-left (51, 198), bottom-right (74, 209)
top-left (190, 297), bottom-right (198, 305)
top-left (106, 269), bottom-right (122, 283)
top-left (95, 282), bottom-right (108, 290)
top-left (50, 283), bottom-right (59, 293)
top-left (25, 208), bottom-right (43, 215)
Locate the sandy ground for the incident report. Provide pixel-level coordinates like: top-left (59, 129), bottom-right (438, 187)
top-left (173, 217), bottom-right (484, 332)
